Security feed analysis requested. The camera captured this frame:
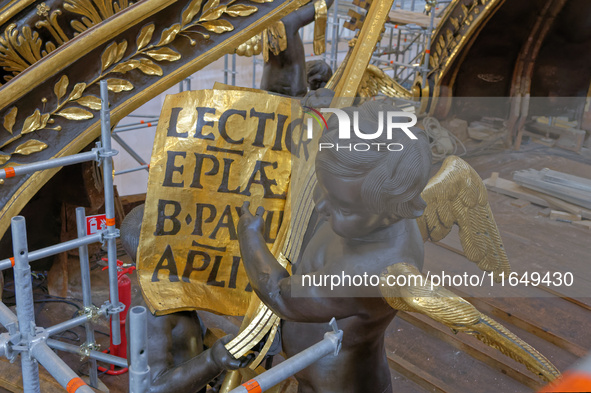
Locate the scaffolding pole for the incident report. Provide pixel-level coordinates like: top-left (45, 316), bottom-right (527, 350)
top-left (129, 306), bottom-right (150, 393)
top-left (76, 207), bottom-right (99, 387)
top-left (30, 342), bottom-right (94, 393)
top-left (46, 339), bottom-right (128, 368)
top-left (12, 216), bottom-right (41, 393)
top-left (100, 80), bottom-right (123, 346)
top-left (229, 319), bottom-right (343, 393)
top-left (0, 150), bottom-right (98, 180)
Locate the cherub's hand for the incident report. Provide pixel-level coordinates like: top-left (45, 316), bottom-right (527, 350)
top-left (301, 87), bottom-right (335, 108)
top-left (238, 201), bottom-right (265, 236)
top-left (211, 335), bottom-right (255, 370)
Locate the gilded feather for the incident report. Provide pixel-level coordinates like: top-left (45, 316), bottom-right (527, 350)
top-left (380, 263), bottom-right (561, 382)
top-left (417, 155), bottom-right (510, 281)
top-left (358, 64), bottom-right (412, 99)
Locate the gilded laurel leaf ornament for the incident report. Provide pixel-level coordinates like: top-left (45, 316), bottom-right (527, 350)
top-left (21, 110), bottom-right (41, 135)
top-left (201, 20), bottom-right (234, 33)
top-left (56, 107), bottom-right (94, 120)
top-left (182, 0), bottom-right (204, 27)
top-left (101, 42), bottom-right (119, 71)
top-left (112, 59), bottom-right (141, 74)
top-left (137, 24), bottom-right (155, 50)
top-left (106, 78), bottom-right (134, 92)
top-left (202, 0), bottom-right (221, 14)
top-left (68, 83), bottom-right (87, 101)
top-left (54, 75), bottom-right (69, 100)
top-left (225, 4), bottom-right (258, 16)
top-left (157, 25), bottom-right (181, 47)
top-left (200, 6), bottom-right (227, 22)
top-left (88, 0), bottom-right (263, 91)
top-left (145, 48), bottom-right (182, 61)
top-left (13, 140), bottom-right (48, 155)
top-left (0, 73), bottom-right (94, 168)
top-left (0, 153), bottom-right (10, 166)
top-left (75, 96), bottom-right (102, 110)
top-left (3, 108), bottom-right (17, 134)
top-left (138, 59), bottom-right (163, 76)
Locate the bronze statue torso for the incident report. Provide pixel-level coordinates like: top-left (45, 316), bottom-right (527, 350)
top-left (281, 217), bottom-right (424, 393)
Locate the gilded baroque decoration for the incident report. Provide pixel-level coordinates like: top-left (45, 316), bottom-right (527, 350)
top-left (0, 0), bottom-right (272, 169)
top-left (416, 0), bottom-right (505, 112)
top-left (358, 64), bottom-right (412, 99)
top-left (0, 0), bottom-right (272, 83)
top-left (0, 0), bottom-right (136, 83)
top-left (234, 0), bottom-right (326, 58)
top-left (427, 0), bottom-right (500, 75)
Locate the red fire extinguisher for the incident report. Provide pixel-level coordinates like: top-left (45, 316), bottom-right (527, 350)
top-left (98, 259), bottom-right (136, 375)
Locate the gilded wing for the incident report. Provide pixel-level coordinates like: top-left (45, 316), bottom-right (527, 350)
top-left (417, 155), bottom-right (510, 280)
top-left (380, 263), bottom-right (561, 383)
top-left (358, 65), bottom-right (413, 99)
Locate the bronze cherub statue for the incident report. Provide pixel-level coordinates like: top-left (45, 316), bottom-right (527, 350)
top-left (237, 100), bottom-right (560, 392)
top-left (121, 205), bottom-right (253, 393)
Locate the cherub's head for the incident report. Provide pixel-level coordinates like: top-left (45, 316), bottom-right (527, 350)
top-left (314, 100), bottom-right (431, 239)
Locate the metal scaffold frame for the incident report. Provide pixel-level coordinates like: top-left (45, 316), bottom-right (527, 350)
top-left (0, 80), bottom-right (149, 393)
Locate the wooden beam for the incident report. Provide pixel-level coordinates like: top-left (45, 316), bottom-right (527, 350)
top-left (484, 175), bottom-right (591, 219)
top-left (399, 312), bottom-right (543, 390)
top-left (451, 289), bottom-right (588, 359)
top-left (386, 350), bottom-right (455, 393)
top-left (388, 9), bottom-right (441, 28)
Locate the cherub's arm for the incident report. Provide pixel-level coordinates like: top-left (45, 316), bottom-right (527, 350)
top-left (128, 304), bottom-right (252, 393)
top-left (148, 336), bottom-right (252, 393)
top-left (282, 0), bottom-right (335, 36)
top-left (238, 203), bottom-right (365, 322)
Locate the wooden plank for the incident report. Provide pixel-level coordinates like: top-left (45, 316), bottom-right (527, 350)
top-left (385, 318), bottom-right (531, 392)
top-left (398, 312), bottom-right (543, 390)
top-left (511, 199), bottom-right (531, 208)
top-left (423, 243), bottom-right (591, 356)
top-left (484, 176), bottom-right (591, 218)
top-left (484, 176), bottom-right (550, 207)
top-left (572, 220), bottom-right (591, 230)
top-left (0, 357), bottom-right (101, 393)
top-left (451, 289), bottom-right (588, 359)
top-left (536, 285), bottom-right (591, 312)
top-left (549, 210), bottom-right (581, 222)
top-left (386, 350), bottom-right (452, 393)
top-left (388, 9), bottom-right (442, 28)
top-left (513, 170), bottom-right (591, 209)
top-left (541, 169), bottom-right (591, 193)
top-left (429, 235), bottom-right (589, 359)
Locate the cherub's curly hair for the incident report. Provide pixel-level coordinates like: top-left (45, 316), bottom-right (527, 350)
top-left (315, 100), bottom-right (431, 219)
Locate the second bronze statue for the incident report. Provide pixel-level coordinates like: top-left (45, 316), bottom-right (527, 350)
top-left (260, 0), bottom-right (334, 97)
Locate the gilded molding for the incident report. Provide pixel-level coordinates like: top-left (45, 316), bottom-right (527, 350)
top-left (416, 0), bottom-right (506, 115)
